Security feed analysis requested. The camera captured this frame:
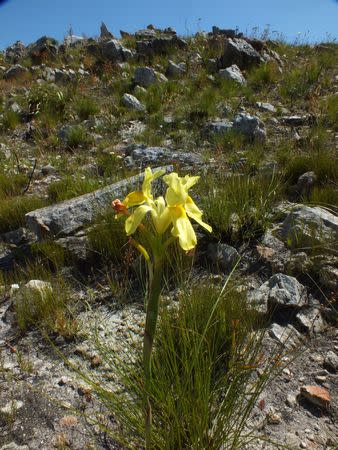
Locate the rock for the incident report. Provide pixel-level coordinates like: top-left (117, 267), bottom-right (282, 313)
top-left (211, 26), bottom-right (239, 38)
top-left (3, 64), bottom-right (28, 80)
top-left (281, 115), bottom-right (312, 126)
top-left (28, 36), bottom-right (58, 62)
top-left (218, 38), bottom-right (261, 70)
top-left (26, 167), bottom-right (172, 238)
top-left (134, 66), bottom-right (167, 88)
top-left (207, 119), bottom-right (233, 135)
top-left (218, 64), bottom-right (246, 85)
top-left (136, 36), bottom-right (187, 57)
top-left (318, 265), bottom-right (338, 291)
top-left (64, 35), bottom-right (85, 46)
top-left (207, 243), bottom-right (240, 272)
top-left (280, 205), bottom-right (338, 248)
top-left (266, 411), bottom-right (282, 425)
top-left (259, 273), bottom-right (308, 311)
top-left (125, 145), bottom-right (202, 167)
top-left (41, 164), bottom-right (57, 175)
top-left (296, 308), bottom-right (325, 334)
top-left (324, 351), bottom-right (338, 373)
top-left (0, 400), bottom-right (24, 415)
top-left (299, 385), bottom-right (331, 410)
top-left (0, 243), bottom-right (15, 271)
top-left (286, 393), bottom-right (297, 407)
top-left (256, 102), bottom-right (276, 113)
top-left (296, 172), bottom-right (317, 197)
top-left (122, 93), bottom-right (145, 112)
top-left (5, 41), bottom-right (26, 62)
top-left (268, 323), bottom-right (302, 347)
top-left (102, 39), bottom-right (124, 62)
top-left (24, 280), bottom-right (52, 297)
top-left (232, 113), bottom-right (266, 141)
top-left (166, 60), bottom-right (186, 77)
top-left (100, 22), bottom-right (114, 40)
top-left (55, 236), bottom-right (91, 263)
top-left (0, 444), bottom-right (29, 450)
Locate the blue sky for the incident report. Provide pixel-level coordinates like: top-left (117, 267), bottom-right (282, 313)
top-left (0, 0), bottom-right (337, 49)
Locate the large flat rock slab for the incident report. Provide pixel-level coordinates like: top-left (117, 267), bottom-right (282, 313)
top-left (26, 166), bottom-right (172, 239)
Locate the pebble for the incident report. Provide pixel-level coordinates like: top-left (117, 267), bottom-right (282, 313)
top-left (286, 394), bottom-right (297, 407)
top-left (300, 441), bottom-right (307, 448)
top-left (0, 400), bottom-right (24, 415)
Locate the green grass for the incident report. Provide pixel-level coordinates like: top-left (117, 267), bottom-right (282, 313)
top-left (1, 110), bottom-right (20, 131)
top-left (14, 274), bottom-right (77, 336)
top-left (87, 208), bottom-right (129, 264)
top-left (279, 63), bottom-right (322, 103)
top-left (74, 95), bottom-right (100, 120)
top-left (78, 282), bottom-right (280, 449)
top-left (0, 172), bottom-right (28, 197)
top-left (0, 196), bottom-right (46, 234)
top-left (65, 125), bottom-right (90, 148)
top-left (47, 175), bottom-right (102, 203)
top-left (283, 150), bottom-right (337, 186)
top-left (28, 83), bottom-right (67, 122)
top-left (247, 61), bottom-right (280, 90)
top-left (199, 172), bottom-right (282, 242)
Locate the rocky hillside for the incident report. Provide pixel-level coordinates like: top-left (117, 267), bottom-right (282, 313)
top-left (0, 23), bottom-right (337, 449)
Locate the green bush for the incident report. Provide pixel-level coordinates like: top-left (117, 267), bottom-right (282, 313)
top-left (1, 110), bottom-right (20, 130)
top-left (65, 125), bottom-right (90, 148)
top-left (0, 196), bottom-right (46, 233)
top-left (47, 176), bottom-right (101, 203)
top-left (74, 96), bottom-right (100, 120)
top-left (28, 83), bottom-right (67, 121)
top-left (0, 172), bottom-right (28, 197)
top-left (199, 173), bottom-right (282, 242)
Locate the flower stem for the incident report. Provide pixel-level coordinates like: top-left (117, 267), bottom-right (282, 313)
top-left (143, 256), bottom-right (163, 449)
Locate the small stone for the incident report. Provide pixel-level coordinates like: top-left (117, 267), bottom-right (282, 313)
top-left (266, 411), bottom-right (282, 424)
top-left (207, 243), bottom-right (240, 272)
top-left (91, 355), bottom-right (102, 367)
top-left (0, 444), bottom-right (29, 450)
top-left (324, 351), bottom-right (338, 373)
top-left (122, 93), bottom-right (145, 112)
top-left (314, 375), bottom-right (327, 383)
top-left (41, 164), bottom-right (57, 175)
top-left (300, 442), bottom-right (307, 449)
top-left (299, 385), bottom-right (331, 410)
top-left (286, 393), bottom-right (297, 407)
top-left (219, 64), bottom-right (246, 85)
top-left (0, 400), bottom-right (24, 415)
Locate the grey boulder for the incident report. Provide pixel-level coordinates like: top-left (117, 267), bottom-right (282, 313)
top-left (25, 167), bottom-right (172, 239)
top-left (218, 38), bottom-right (261, 70)
top-left (207, 243), bottom-right (240, 272)
top-left (166, 60), bottom-right (186, 77)
top-left (256, 273), bottom-right (308, 311)
top-left (280, 205), bottom-right (338, 248)
top-left (3, 64), bottom-right (28, 80)
top-left (134, 66), bottom-right (167, 88)
top-left (122, 93), bottom-right (145, 112)
top-left (232, 113), bottom-right (266, 141)
top-left (219, 64), bottom-right (246, 85)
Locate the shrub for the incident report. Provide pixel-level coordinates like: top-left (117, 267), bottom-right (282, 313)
top-left (0, 172), bottom-right (28, 197)
top-left (279, 63), bottom-right (321, 102)
top-left (28, 83), bottom-right (67, 121)
top-left (0, 196), bottom-right (46, 233)
top-left (199, 173), bottom-right (282, 242)
top-left (81, 282), bottom-right (280, 448)
top-left (247, 61), bottom-right (280, 89)
top-left (1, 110), bottom-right (20, 131)
top-left (74, 96), bottom-right (100, 120)
top-left (65, 125), bottom-right (90, 148)
top-left (47, 176), bottom-right (101, 203)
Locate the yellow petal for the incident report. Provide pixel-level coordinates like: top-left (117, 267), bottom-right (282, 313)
top-left (142, 167), bottom-right (165, 199)
top-left (182, 175), bottom-right (200, 190)
top-left (155, 206), bottom-right (172, 235)
top-left (125, 205), bottom-right (152, 235)
top-left (164, 174), bottom-right (188, 206)
top-left (124, 191), bottom-right (147, 207)
top-left (185, 196), bottom-right (212, 233)
top-left (169, 206), bottom-right (197, 251)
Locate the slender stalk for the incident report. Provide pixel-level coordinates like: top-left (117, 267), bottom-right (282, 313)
top-left (143, 255), bottom-right (164, 449)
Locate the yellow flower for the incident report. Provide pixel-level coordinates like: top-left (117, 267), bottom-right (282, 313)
top-left (161, 172), bottom-right (212, 251)
top-left (113, 168), bottom-right (212, 252)
top-left (122, 167), bottom-right (166, 235)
